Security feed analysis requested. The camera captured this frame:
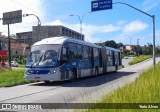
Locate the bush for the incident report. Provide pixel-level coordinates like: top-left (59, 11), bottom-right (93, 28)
top-left (0, 70), bottom-right (34, 87)
top-left (87, 63), bottom-right (160, 111)
top-left (128, 55), bottom-right (152, 65)
top-left (10, 57), bottom-right (27, 65)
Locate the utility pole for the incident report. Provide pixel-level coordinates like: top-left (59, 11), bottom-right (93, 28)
top-left (2, 10), bottom-right (22, 69)
top-left (113, 2), bottom-right (156, 69)
top-left (70, 12), bottom-right (91, 40)
top-left (23, 14), bottom-right (41, 40)
top-left (0, 37), bottom-right (1, 50)
top-left (8, 24), bottom-right (11, 67)
top-left (137, 39), bottom-right (140, 57)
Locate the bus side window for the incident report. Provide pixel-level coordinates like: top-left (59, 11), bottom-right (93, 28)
top-left (99, 49), bottom-right (102, 67)
top-left (77, 45), bottom-right (83, 59)
top-left (88, 47), bottom-right (93, 61)
top-left (83, 46), bottom-right (89, 60)
top-left (60, 45), bottom-right (68, 65)
top-left (112, 51), bottom-right (115, 66)
top-left (106, 50), bottom-right (110, 66)
top-left (115, 52), bottom-right (118, 62)
top-left (68, 43), bottom-right (77, 60)
top-left (93, 47), bottom-right (99, 66)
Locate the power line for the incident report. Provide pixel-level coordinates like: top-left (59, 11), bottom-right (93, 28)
top-left (10, 0), bottom-right (41, 15)
top-left (10, 0), bottom-right (54, 22)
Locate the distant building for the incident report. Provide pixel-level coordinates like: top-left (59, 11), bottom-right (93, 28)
top-left (125, 45), bottom-right (132, 51)
top-left (15, 25), bottom-right (84, 46)
top-left (16, 32), bottom-right (32, 46)
top-left (32, 25), bottom-right (84, 44)
top-left (0, 34), bottom-right (30, 57)
top-left (1, 25), bottom-right (84, 56)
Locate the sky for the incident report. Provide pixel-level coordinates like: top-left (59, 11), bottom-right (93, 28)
top-left (0, 0), bottom-right (160, 46)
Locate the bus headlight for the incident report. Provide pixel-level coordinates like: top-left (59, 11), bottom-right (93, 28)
top-left (25, 70), bottom-right (31, 75)
top-left (49, 69), bottom-right (57, 74)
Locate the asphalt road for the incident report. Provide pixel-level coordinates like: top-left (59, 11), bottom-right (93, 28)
top-left (122, 56), bottom-right (134, 67)
top-left (0, 58), bottom-right (160, 111)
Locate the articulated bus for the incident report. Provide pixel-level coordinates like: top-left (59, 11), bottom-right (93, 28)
top-left (25, 36), bottom-right (122, 83)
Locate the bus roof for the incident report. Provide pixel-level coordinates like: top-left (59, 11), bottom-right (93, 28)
top-left (105, 46), bottom-right (121, 52)
top-left (33, 36), bottom-right (101, 48)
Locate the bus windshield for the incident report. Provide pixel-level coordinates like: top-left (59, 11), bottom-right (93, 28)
top-left (26, 44), bottom-right (60, 67)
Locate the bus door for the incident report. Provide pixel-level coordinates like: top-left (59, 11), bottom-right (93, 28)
top-left (112, 51), bottom-right (115, 66)
top-left (89, 47), bottom-right (94, 76)
top-left (60, 43), bottom-right (70, 80)
top-left (91, 47), bottom-right (94, 68)
top-left (101, 47), bottom-right (106, 74)
top-left (118, 52), bottom-right (122, 65)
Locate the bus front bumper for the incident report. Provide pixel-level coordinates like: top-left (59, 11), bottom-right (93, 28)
top-left (25, 71), bottom-right (60, 81)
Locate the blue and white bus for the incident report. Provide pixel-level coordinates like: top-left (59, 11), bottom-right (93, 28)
top-left (25, 36), bottom-right (122, 83)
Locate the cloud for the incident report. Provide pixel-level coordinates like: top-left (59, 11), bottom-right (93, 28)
top-left (142, 0), bottom-right (160, 11)
top-left (0, 0), bottom-right (44, 35)
top-left (117, 20), bottom-right (127, 25)
top-left (49, 20), bottom-right (64, 25)
top-left (100, 24), bottom-right (122, 33)
top-left (48, 20), bottom-right (149, 44)
top-left (49, 20), bottom-right (122, 43)
top-left (123, 20), bottom-right (148, 33)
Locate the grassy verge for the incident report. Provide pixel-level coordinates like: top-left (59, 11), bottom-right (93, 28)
top-left (19, 64), bottom-right (25, 67)
top-left (128, 55), bottom-right (152, 65)
top-left (0, 70), bottom-right (34, 87)
top-left (86, 63), bottom-right (160, 112)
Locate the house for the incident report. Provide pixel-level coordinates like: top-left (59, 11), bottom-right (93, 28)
top-left (125, 45), bottom-right (132, 51)
top-left (0, 32), bottom-right (30, 57)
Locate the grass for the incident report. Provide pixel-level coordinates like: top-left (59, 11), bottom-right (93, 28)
top-left (19, 64), bottom-right (25, 67)
top-left (128, 55), bottom-right (152, 65)
top-left (0, 69), bottom-right (34, 87)
top-left (85, 63), bottom-right (160, 112)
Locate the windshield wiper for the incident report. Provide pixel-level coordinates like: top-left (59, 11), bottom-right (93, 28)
top-left (37, 52), bottom-right (44, 64)
top-left (29, 52), bottom-right (44, 68)
top-left (30, 63), bottom-right (34, 69)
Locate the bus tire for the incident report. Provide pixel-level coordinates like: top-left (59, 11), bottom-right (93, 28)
top-left (115, 65), bottom-right (118, 72)
top-left (71, 69), bottom-right (77, 81)
top-left (95, 67), bottom-right (98, 76)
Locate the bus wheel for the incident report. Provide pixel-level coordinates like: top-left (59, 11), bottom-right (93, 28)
top-left (71, 69), bottom-right (77, 81)
top-left (115, 65), bottom-right (118, 72)
top-left (95, 68), bottom-right (98, 76)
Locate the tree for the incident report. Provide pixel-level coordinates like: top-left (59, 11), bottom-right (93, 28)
top-left (143, 43), bottom-right (153, 55)
top-left (123, 49), bottom-right (130, 56)
top-left (131, 45), bottom-right (142, 56)
top-left (95, 42), bottom-right (105, 46)
top-left (104, 40), bottom-right (118, 48)
top-left (155, 46), bottom-right (160, 56)
top-left (117, 42), bottom-right (124, 48)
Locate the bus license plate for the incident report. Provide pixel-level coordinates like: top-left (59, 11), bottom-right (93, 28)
top-left (35, 76), bottom-right (40, 79)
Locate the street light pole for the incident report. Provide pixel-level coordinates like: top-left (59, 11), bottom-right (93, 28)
top-left (23, 14), bottom-right (41, 40)
top-left (70, 12), bottom-right (91, 40)
top-left (137, 39), bottom-right (140, 57)
top-left (23, 14), bottom-right (41, 26)
top-left (152, 15), bottom-right (156, 68)
top-left (113, 2), bottom-right (156, 69)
